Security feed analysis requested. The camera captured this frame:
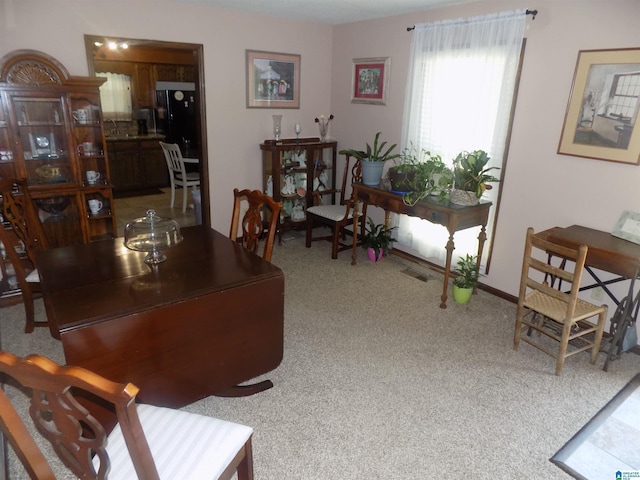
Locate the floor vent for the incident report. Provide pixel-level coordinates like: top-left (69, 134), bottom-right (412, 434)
top-left (401, 268), bottom-right (429, 283)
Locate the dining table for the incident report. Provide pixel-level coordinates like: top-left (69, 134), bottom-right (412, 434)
top-left (36, 225), bottom-right (285, 409)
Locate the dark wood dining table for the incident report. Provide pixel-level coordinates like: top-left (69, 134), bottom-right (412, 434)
top-left (36, 225), bottom-right (285, 409)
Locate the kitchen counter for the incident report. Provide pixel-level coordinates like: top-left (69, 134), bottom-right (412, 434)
top-left (106, 136), bottom-right (168, 191)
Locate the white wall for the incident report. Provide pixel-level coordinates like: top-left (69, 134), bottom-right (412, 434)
top-left (331, 0), bottom-right (640, 322)
top-left (0, 0), bottom-right (334, 232)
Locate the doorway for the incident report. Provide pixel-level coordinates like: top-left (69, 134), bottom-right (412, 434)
top-left (83, 35), bottom-right (209, 228)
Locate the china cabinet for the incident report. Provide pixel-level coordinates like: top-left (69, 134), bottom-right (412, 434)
top-left (260, 137), bottom-right (337, 242)
top-left (0, 50), bottom-right (117, 300)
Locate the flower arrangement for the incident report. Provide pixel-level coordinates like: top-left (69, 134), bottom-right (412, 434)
top-left (314, 114), bottom-right (334, 141)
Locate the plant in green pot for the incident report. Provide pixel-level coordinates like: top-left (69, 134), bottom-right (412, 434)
top-left (361, 217), bottom-right (397, 262)
top-left (388, 144), bottom-right (453, 206)
top-left (450, 150), bottom-right (500, 206)
top-left (452, 254), bottom-right (482, 304)
top-left (339, 132), bottom-right (400, 187)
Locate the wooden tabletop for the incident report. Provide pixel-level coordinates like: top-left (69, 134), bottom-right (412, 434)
top-left (37, 225), bottom-right (283, 333)
top-left (542, 224), bottom-right (640, 279)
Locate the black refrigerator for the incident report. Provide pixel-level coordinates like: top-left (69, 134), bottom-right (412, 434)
top-left (155, 82), bottom-right (198, 157)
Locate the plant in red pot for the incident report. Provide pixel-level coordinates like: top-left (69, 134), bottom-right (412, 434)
top-left (361, 217), bottom-right (397, 262)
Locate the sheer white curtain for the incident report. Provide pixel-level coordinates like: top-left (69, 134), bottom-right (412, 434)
top-left (96, 72), bottom-right (132, 121)
top-left (398, 10), bottom-right (526, 268)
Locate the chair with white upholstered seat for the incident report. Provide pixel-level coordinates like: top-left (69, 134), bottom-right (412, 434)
top-left (159, 141), bottom-right (200, 213)
top-left (0, 178), bottom-right (50, 333)
top-left (0, 351), bottom-right (254, 480)
top-left (305, 152), bottom-right (367, 259)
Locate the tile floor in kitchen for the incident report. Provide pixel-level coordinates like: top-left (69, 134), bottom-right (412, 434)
top-left (113, 187), bottom-right (199, 237)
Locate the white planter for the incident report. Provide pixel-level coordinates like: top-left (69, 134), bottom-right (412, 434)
top-left (449, 189), bottom-right (480, 206)
top-left (361, 160), bottom-right (385, 187)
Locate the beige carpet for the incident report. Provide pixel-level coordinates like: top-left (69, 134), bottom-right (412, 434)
top-left (2, 232), bottom-right (640, 479)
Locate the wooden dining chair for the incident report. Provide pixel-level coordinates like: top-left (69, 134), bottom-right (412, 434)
top-left (305, 152), bottom-right (367, 259)
top-left (0, 351), bottom-right (254, 480)
top-left (159, 142), bottom-right (200, 213)
top-left (0, 178), bottom-right (50, 333)
top-left (513, 227), bottom-right (608, 375)
top-left (230, 188), bottom-right (281, 262)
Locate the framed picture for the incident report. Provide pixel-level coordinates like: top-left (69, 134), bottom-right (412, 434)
top-left (351, 57), bottom-right (390, 105)
top-left (612, 210), bottom-right (640, 244)
top-left (558, 48), bottom-right (640, 165)
top-left (246, 50), bottom-right (300, 109)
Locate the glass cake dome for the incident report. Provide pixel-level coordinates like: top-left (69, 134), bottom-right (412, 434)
top-left (124, 209), bottom-right (183, 264)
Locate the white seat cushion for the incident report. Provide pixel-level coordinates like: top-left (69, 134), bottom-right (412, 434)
top-left (307, 204), bottom-right (352, 222)
top-left (26, 268), bottom-right (40, 283)
top-left (98, 404), bottom-right (252, 480)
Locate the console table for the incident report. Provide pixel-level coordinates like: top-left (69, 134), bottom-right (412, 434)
top-left (36, 225), bottom-right (284, 409)
top-left (351, 184), bottom-right (492, 308)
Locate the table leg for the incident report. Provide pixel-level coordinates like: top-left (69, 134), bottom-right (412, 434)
top-left (214, 380), bottom-right (274, 397)
top-left (441, 233), bottom-right (455, 309)
top-left (475, 225), bottom-right (488, 294)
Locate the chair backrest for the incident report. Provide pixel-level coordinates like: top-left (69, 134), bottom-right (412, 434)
top-left (519, 227), bottom-right (588, 319)
top-left (0, 351), bottom-right (160, 480)
top-left (159, 142), bottom-right (187, 176)
top-left (230, 188), bottom-right (282, 262)
top-left (0, 178), bottom-right (49, 266)
top-left (338, 152), bottom-right (363, 206)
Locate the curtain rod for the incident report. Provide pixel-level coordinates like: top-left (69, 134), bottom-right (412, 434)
top-left (406, 9), bottom-right (538, 32)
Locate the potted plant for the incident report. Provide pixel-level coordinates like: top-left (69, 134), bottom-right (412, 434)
top-left (339, 132), bottom-right (400, 187)
top-left (452, 254), bottom-right (482, 304)
top-left (450, 150), bottom-right (500, 206)
top-left (388, 144), bottom-right (453, 206)
top-left (361, 217), bottom-right (397, 262)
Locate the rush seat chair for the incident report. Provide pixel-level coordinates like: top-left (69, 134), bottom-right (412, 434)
top-left (513, 227), bottom-right (608, 375)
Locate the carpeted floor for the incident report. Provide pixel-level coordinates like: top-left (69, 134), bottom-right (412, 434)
top-left (2, 232), bottom-right (640, 479)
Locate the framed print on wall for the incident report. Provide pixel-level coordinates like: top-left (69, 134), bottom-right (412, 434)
top-left (558, 47), bottom-right (640, 165)
top-left (246, 50), bottom-right (300, 109)
top-left (351, 57), bottom-right (390, 105)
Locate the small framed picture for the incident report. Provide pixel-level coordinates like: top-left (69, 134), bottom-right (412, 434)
top-left (351, 57), bottom-right (390, 105)
top-left (246, 50), bottom-right (300, 109)
top-left (611, 210), bottom-right (640, 244)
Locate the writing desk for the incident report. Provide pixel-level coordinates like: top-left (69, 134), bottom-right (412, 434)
top-left (36, 225), bottom-right (284, 408)
top-left (351, 184), bottom-right (492, 308)
top-left (539, 225), bottom-right (640, 370)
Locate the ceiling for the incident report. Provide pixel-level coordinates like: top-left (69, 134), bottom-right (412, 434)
top-left (172, 0), bottom-right (479, 25)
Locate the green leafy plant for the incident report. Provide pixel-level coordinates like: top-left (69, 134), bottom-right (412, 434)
top-left (452, 150), bottom-right (500, 198)
top-left (361, 217), bottom-right (397, 258)
top-left (389, 144), bottom-right (453, 205)
top-left (339, 132), bottom-right (401, 163)
top-left (452, 254), bottom-right (482, 289)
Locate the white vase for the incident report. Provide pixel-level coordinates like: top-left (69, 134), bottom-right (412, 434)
top-left (361, 160), bottom-right (384, 187)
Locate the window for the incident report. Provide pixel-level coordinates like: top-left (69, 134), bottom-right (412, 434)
top-left (398, 10), bottom-right (527, 270)
top-left (96, 72), bottom-right (132, 121)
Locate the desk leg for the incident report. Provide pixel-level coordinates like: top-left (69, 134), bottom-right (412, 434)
top-left (441, 234), bottom-right (455, 309)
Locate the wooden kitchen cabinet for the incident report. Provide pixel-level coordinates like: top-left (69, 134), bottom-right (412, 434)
top-left (107, 138), bottom-right (168, 191)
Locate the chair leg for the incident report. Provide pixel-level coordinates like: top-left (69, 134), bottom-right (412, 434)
top-left (331, 228), bottom-right (340, 259)
top-left (237, 440), bottom-right (254, 480)
top-left (591, 310), bottom-right (607, 364)
top-left (305, 216), bottom-right (313, 248)
top-left (513, 305), bottom-right (525, 350)
top-left (22, 286), bottom-right (35, 334)
top-left (182, 186), bottom-right (188, 213)
top-left (170, 182), bottom-right (176, 208)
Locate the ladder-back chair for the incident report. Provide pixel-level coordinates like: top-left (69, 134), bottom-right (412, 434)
top-left (513, 227), bottom-right (608, 375)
